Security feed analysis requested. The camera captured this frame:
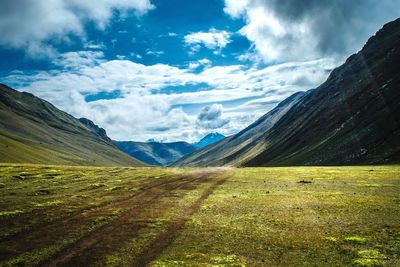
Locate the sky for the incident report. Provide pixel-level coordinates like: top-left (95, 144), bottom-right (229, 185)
top-left (0, 0), bottom-right (399, 143)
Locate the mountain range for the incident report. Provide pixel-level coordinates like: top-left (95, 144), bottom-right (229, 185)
top-left (113, 133), bottom-right (225, 166)
top-left (114, 141), bottom-right (196, 166)
top-left (1, 19), bottom-right (399, 168)
top-left (174, 18), bottom-right (400, 167)
top-left (0, 84), bottom-right (144, 166)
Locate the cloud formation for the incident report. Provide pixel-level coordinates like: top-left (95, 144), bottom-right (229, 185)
top-left (4, 51), bottom-right (335, 142)
top-left (224, 0), bottom-right (400, 62)
top-left (197, 104), bottom-right (229, 129)
top-left (0, 0), bottom-right (155, 58)
top-left (184, 28), bottom-right (231, 54)
top-left (188, 58), bottom-right (212, 70)
top-left (1, 1), bottom-right (397, 144)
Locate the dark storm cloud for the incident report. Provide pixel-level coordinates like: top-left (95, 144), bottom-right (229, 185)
top-left (196, 104), bottom-right (229, 129)
top-left (226, 0), bottom-right (400, 61)
top-left (259, 0), bottom-right (396, 55)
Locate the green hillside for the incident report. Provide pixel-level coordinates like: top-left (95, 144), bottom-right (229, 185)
top-left (0, 84), bottom-right (145, 166)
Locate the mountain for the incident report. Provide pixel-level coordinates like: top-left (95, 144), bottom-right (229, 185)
top-left (173, 91), bottom-right (308, 167)
top-left (193, 133), bottom-right (225, 149)
top-left (0, 84), bottom-right (145, 166)
top-left (115, 132), bottom-right (226, 166)
top-left (175, 18), bottom-right (400, 167)
top-left (114, 141), bottom-right (197, 166)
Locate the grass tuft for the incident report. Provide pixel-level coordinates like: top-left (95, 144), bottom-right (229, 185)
top-left (353, 249), bottom-right (387, 266)
top-left (89, 183), bottom-right (107, 189)
top-left (33, 200), bottom-right (63, 207)
top-left (0, 210), bottom-right (23, 217)
top-left (213, 254), bottom-right (245, 266)
top-left (325, 236), bottom-right (338, 242)
top-left (344, 236), bottom-right (368, 243)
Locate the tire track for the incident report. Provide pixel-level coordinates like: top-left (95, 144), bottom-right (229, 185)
top-left (0, 171), bottom-right (210, 263)
top-left (132, 174), bottom-right (229, 267)
top-left (0, 173), bottom-right (193, 243)
top-left (41, 170), bottom-right (224, 267)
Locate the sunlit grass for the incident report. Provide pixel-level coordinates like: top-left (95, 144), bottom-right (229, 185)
top-left (33, 200), bottom-right (64, 207)
top-left (153, 166), bottom-right (400, 266)
top-left (0, 164), bottom-right (399, 266)
top-left (354, 249), bottom-right (387, 266)
top-left (0, 210), bottom-right (24, 217)
top-left (0, 163), bottom-right (177, 266)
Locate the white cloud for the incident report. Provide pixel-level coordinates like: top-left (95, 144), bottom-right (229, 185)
top-left (4, 52), bottom-right (336, 142)
top-left (54, 51), bottom-right (105, 69)
top-left (188, 58), bottom-right (212, 70)
top-left (146, 49), bottom-right (165, 57)
top-left (188, 63), bottom-right (200, 70)
top-left (223, 0), bottom-right (248, 19)
top-left (184, 28), bottom-right (231, 54)
top-left (130, 52), bottom-right (143, 59)
top-left (84, 41), bottom-right (106, 50)
top-left (236, 51), bottom-right (260, 64)
top-left (198, 58), bottom-right (212, 65)
top-left (0, 0), bottom-right (155, 58)
top-left (223, 0), bottom-right (400, 62)
top-left (116, 55), bottom-right (127, 60)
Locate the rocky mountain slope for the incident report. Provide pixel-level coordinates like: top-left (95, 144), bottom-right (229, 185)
top-left (175, 18), bottom-right (400, 167)
top-left (114, 141), bottom-right (196, 166)
top-left (0, 84), bottom-right (145, 166)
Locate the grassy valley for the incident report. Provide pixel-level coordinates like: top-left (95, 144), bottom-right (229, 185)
top-left (0, 8), bottom-right (399, 267)
top-left (0, 164), bottom-right (399, 266)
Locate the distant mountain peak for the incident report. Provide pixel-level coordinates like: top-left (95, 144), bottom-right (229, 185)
top-left (114, 140), bottom-right (197, 166)
top-left (194, 132), bottom-right (225, 149)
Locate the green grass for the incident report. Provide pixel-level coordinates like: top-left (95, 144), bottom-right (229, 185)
top-left (0, 164), bottom-right (399, 266)
top-left (345, 236), bottom-right (369, 244)
top-left (33, 200), bottom-right (64, 207)
top-left (0, 164), bottom-right (171, 237)
top-left (152, 166), bottom-right (400, 266)
top-left (0, 210), bottom-right (23, 217)
top-left (353, 249), bottom-right (388, 266)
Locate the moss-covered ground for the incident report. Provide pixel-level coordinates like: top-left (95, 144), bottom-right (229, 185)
top-left (0, 164), bottom-right (399, 266)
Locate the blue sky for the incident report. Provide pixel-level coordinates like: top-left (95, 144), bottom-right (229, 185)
top-left (0, 0), bottom-right (399, 142)
top-left (0, 0), bottom-right (249, 73)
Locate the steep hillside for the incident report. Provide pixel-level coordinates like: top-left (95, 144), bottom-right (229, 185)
top-left (193, 133), bottom-right (225, 149)
top-left (176, 18), bottom-right (400, 167)
top-left (0, 84), bottom-right (145, 166)
top-left (244, 18), bottom-right (400, 166)
top-left (114, 141), bottom-right (196, 166)
top-left (174, 91), bottom-right (308, 166)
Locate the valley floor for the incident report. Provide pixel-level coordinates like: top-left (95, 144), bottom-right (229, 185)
top-left (0, 164), bottom-right (399, 266)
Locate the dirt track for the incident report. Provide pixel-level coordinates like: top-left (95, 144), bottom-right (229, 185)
top-left (133, 174), bottom-right (228, 267)
top-left (33, 168), bottom-right (230, 266)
